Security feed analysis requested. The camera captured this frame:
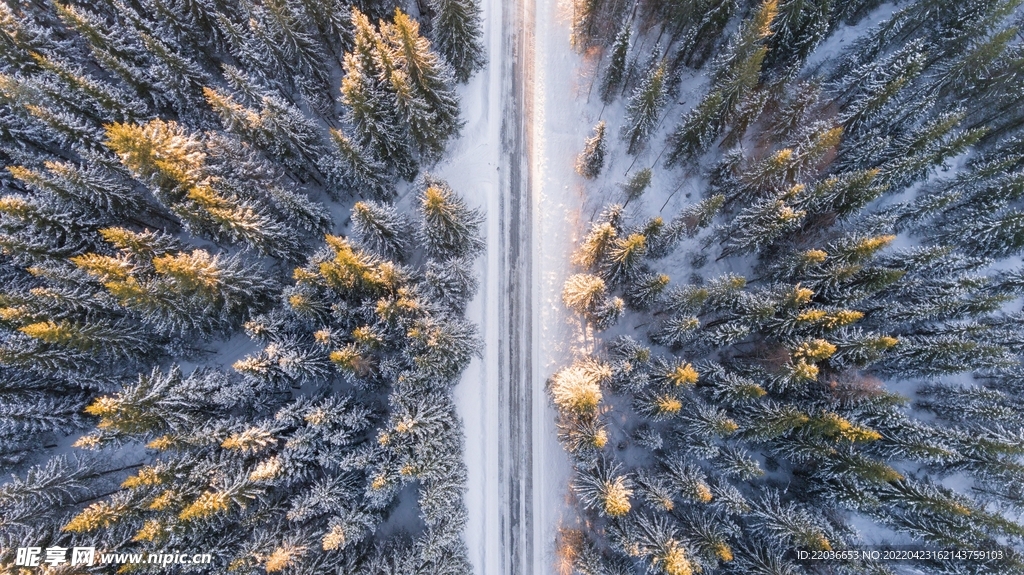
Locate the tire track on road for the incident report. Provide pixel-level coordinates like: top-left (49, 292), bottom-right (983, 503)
top-left (499, 0), bottom-right (535, 572)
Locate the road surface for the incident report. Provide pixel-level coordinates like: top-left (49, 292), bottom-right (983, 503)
top-left (499, 0), bottom-right (535, 570)
top-left (450, 0), bottom-right (579, 571)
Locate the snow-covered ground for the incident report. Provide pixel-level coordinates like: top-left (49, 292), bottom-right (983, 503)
top-left (440, 0), bottom-right (582, 570)
top-left (529, 0), bottom-right (587, 572)
top-left (433, 0), bottom-right (504, 568)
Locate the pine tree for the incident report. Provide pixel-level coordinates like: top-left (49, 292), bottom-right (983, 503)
top-left (623, 168), bottom-right (652, 203)
top-left (836, 39), bottom-right (927, 133)
top-left (767, 0), bottom-right (833, 68)
top-left (576, 121), bottom-right (607, 179)
top-left (625, 273), bottom-right (669, 310)
top-left (74, 234), bottom-right (275, 336)
top-left (573, 218), bottom-right (619, 271)
top-left (29, 52), bottom-right (148, 123)
top-left (804, 168), bottom-right (887, 218)
top-left (748, 492), bottom-right (833, 551)
top-left (204, 86), bottom-right (326, 178)
top-left (138, 32), bottom-right (214, 126)
top-left (602, 232), bottom-right (649, 286)
top-left (52, 3), bottom-right (155, 101)
top-left (719, 187), bottom-right (807, 258)
top-left (8, 157), bottom-right (147, 221)
top-left (383, 10), bottom-right (462, 160)
top-left (573, 459), bottom-right (633, 517)
top-left (613, 511), bottom-right (695, 575)
top-left (418, 176), bottom-right (484, 260)
top-left (709, 0), bottom-right (776, 123)
top-left (622, 60), bottom-right (667, 155)
top-left (427, 0), bottom-right (485, 83)
top-left (880, 334), bottom-right (1011, 378)
top-left (19, 318), bottom-right (153, 361)
top-left (0, 5), bottom-right (57, 74)
top-left (673, 194), bottom-right (724, 237)
top-left (102, 118), bottom-right (205, 202)
top-left (563, 273), bottom-right (608, 316)
top-left (424, 257), bottom-right (478, 315)
top-left (665, 91), bottom-right (724, 166)
top-left (329, 127), bottom-right (394, 199)
top-left (351, 200), bottom-right (413, 261)
top-left (600, 21), bottom-right (631, 104)
top-left (341, 9), bottom-right (416, 179)
top-left (592, 296), bottom-right (625, 331)
top-left (550, 358), bottom-right (610, 415)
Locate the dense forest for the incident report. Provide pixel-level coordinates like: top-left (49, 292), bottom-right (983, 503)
top-left (556, 0), bottom-right (1024, 574)
top-left (0, 0), bottom-right (484, 572)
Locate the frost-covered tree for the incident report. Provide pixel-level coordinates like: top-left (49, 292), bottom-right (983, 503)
top-left (600, 21), bottom-right (631, 104)
top-left (622, 60), bottom-right (667, 155)
top-left (351, 200), bottom-right (413, 261)
top-left (427, 0), bottom-right (485, 82)
top-left (576, 121), bottom-right (607, 179)
top-left (418, 176), bottom-right (484, 259)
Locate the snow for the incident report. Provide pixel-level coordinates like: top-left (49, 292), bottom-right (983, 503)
top-left (529, 0), bottom-right (588, 572)
top-left (439, 0), bottom-right (584, 570)
top-left (432, 0), bottom-right (503, 569)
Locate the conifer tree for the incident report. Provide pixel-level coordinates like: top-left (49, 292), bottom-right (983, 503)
top-left (622, 60), bottom-right (667, 155)
top-left (665, 91), bottom-right (725, 166)
top-left (719, 188), bottom-right (807, 257)
top-left (563, 273), bottom-right (608, 317)
top-left (425, 256), bottom-right (478, 315)
top-left (352, 200), bottom-right (413, 261)
top-left (603, 232), bottom-right (648, 286)
top-left (573, 459), bottom-right (633, 517)
top-left (625, 273), bottom-right (669, 310)
top-left (576, 121), bottom-right (607, 179)
top-left (341, 9), bottom-right (416, 179)
top-left (329, 127), bottom-right (394, 199)
top-left (551, 358), bottom-right (610, 415)
top-left (710, 0), bottom-right (776, 120)
top-left (573, 221), bottom-right (619, 271)
top-left (418, 176), bottom-right (484, 260)
top-left (383, 10), bottom-right (462, 160)
top-left (623, 168), bottom-right (653, 204)
top-left (600, 21), bottom-right (631, 104)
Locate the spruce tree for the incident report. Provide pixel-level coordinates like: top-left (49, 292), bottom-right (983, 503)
top-left (665, 91), bottom-right (725, 166)
top-left (351, 200), bottom-right (413, 261)
top-left (341, 9), bottom-right (416, 179)
top-left (576, 121), bottom-right (607, 179)
top-left (622, 60), bottom-right (667, 155)
top-left (600, 21), bottom-right (631, 105)
top-left (417, 176), bottom-right (484, 260)
top-left (427, 0), bottom-right (485, 83)
top-left (384, 10), bottom-right (462, 161)
top-left (329, 127), bottom-right (394, 199)
top-left (622, 168), bottom-right (653, 204)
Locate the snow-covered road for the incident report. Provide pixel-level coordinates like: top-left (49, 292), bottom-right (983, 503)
top-left (444, 0), bottom-right (584, 571)
top-left (498, 0), bottom-right (536, 570)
